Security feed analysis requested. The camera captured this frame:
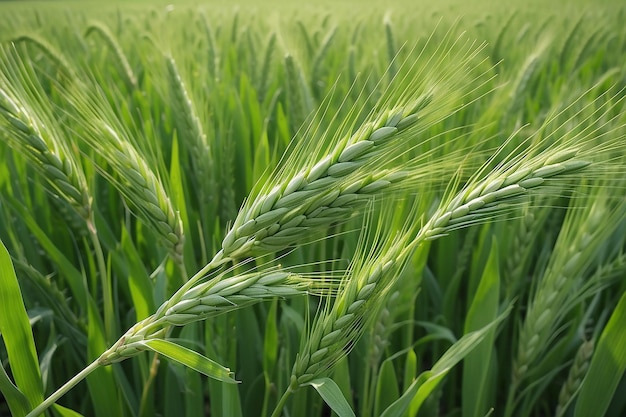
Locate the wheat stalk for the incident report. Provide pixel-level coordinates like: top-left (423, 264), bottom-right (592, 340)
top-left (165, 54), bottom-right (217, 215)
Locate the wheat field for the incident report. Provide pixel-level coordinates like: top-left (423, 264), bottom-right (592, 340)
top-left (1, 1), bottom-right (625, 416)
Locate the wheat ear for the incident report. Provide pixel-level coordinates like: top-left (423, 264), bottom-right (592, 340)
top-left (555, 339), bottom-right (594, 417)
top-left (85, 21), bottom-right (137, 89)
top-left (513, 192), bottom-right (625, 386)
top-left (0, 48), bottom-right (90, 222)
top-left (220, 30), bottom-right (494, 261)
top-left (98, 267), bottom-right (334, 364)
top-left (66, 85), bottom-right (185, 264)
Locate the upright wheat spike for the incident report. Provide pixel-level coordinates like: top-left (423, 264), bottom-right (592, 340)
top-left (165, 54), bottom-right (217, 215)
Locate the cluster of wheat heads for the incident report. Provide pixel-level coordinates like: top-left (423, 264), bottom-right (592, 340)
top-left (1, 9), bottom-right (625, 417)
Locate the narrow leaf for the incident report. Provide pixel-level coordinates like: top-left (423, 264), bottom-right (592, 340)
top-left (53, 403), bottom-right (86, 417)
top-left (463, 240), bottom-right (500, 417)
top-left (575, 291), bottom-right (626, 417)
top-left (140, 339), bottom-right (238, 384)
top-left (381, 307), bottom-right (511, 417)
top-left (374, 359), bottom-right (400, 416)
top-left (306, 377), bottom-right (356, 417)
top-left (0, 239), bottom-right (43, 413)
top-left (0, 361), bottom-right (30, 417)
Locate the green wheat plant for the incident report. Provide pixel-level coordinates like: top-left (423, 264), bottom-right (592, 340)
top-left (1, 2), bottom-right (625, 417)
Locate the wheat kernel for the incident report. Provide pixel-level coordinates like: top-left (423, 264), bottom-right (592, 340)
top-left (275, 190), bottom-right (316, 209)
top-left (341, 179), bottom-right (366, 195)
top-left (503, 167), bottom-right (532, 186)
top-left (357, 283), bottom-right (376, 300)
top-left (563, 252), bottom-right (581, 274)
top-left (545, 148), bottom-right (578, 164)
top-left (327, 161), bottom-right (361, 177)
top-left (369, 126), bottom-right (398, 143)
top-left (519, 177), bottom-right (544, 188)
top-left (284, 173), bottom-right (307, 195)
top-left (385, 110), bottom-right (403, 127)
top-left (347, 299), bottom-right (366, 313)
top-left (260, 185), bottom-right (282, 213)
top-left (338, 140), bottom-right (374, 163)
top-left (360, 179), bottom-right (391, 194)
top-left (310, 348), bottom-right (329, 364)
top-left (396, 113), bottom-right (420, 130)
top-left (333, 313), bottom-right (355, 330)
top-left (267, 223), bottom-right (280, 235)
top-left (331, 194), bottom-right (358, 208)
top-left (491, 184), bottom-right (525, 200)
top-left (320, 329), bottom-right (342, 347)
top-left (307, 155), bottom-right (332, 182)
top-left (304, 176), bottom-right (336, 190)
top-left (535, 309), bottom-right (551, 330)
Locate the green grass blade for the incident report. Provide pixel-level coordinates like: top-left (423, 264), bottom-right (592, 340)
top-left (331, 358), bottom-right (354, 416)
top-left (263, 299), bottom-right (279, 375)
top-left (0, 239), bottom-right (43, 414)
top-left (574, 291), bottom-right (626, 417)
top-left (305, 377), bottom-right (356, 417)
top-left (86, 298), bottom-right (122, 417)
top-left (53, 403), bottom-right (85, 417)
top-left (374, 359), bottom-right (400, 416)
top-left (140, 339), bottom-right (238, 384)
top-left (4, 197), bottom-right (87, 313)
top-left (119, 226), bottom-right (154, 322)
top-left (463, 239), bottom-right (500, 417)
top-left (0, 355), bottom-right (30, 417)
top-left (221, 383), bottom-right (243, 417)
top-left (382, 307), bottom-right (511, 417)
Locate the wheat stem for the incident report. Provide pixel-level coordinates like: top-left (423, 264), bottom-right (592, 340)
top-left (25, 360), bottom-right (101, 417)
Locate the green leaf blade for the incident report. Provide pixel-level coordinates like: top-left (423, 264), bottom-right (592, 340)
top-left (306, 377), bottom-right (356, 417)
top-left (575, 291), bottom-right (626, 417)
top-left (0, 239), bottom-right (43, 413)
top-left (140, 339), bottom-right (238, 384)
top-left (463, 239), bottom-right (500, 417)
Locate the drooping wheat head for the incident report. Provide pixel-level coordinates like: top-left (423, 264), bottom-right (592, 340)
top-left (0, 45), bottom-right (91, 225)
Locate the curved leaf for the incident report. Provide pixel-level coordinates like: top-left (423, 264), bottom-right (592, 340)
top-left (306, 377), bottom-right (356, 417)
top-left (0, 239), bottom-right (43, 414)
top-left (140, 339), bottom-right (238, 384)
